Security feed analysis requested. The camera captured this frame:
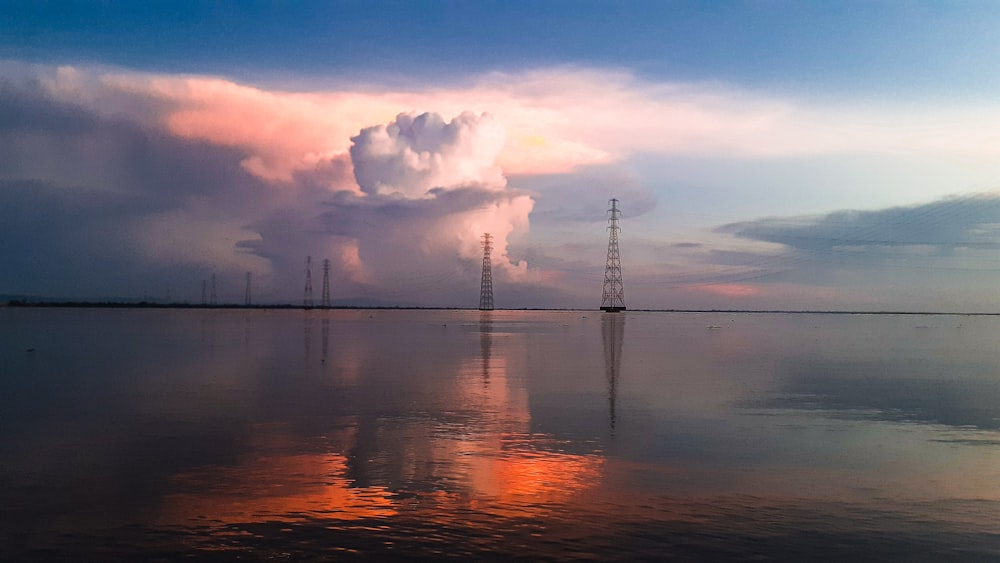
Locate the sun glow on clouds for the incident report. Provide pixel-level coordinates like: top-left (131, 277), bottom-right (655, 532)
top-left (14, 59), bottom-right (1000, 306)
top-left (41, 64), bottom-right (1000, 190)
top-left (350, 111), bottom-right (507, 198)
top-left (344, 111), bottom-right (536, 280)
top-left (689, 283), bottom-right (759, 298)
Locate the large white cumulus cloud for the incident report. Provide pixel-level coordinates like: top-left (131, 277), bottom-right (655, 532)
top-left (350, 112), bottom-right (506, 197)
top-left (343, 111), bottom-right (537, 285)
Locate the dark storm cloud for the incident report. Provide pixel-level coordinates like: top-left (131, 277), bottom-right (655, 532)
top-left (685, 193), bottom-right (1000, 300)
top-left (719, 194), bottom-right (1000, 253)
top-left (0, 79), bottom-right (277, 299)
top-left (0, 179), bottom-right (142, 296)
top-left (315, 186), bottom-right (519, 237)
top-left (237, 181), bottom-right (550, 307)
top-left (0, 79), bottom-right (98, 133)
top-left (0, 78), bottom-right (263, 204)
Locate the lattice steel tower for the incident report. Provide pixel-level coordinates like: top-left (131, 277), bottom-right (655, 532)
top-left (303, 256), bottom-right (314, 308)
top-left (600, 198), bottom-right (626, 312)
top-left (321, 259), bottom-right (331, 308)
top-left (244, 272), bottom-right (252, 306)
top-left (479, 233), bottom-right (494, 311)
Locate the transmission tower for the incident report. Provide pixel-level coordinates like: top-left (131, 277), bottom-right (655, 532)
top-left (210, 273), bottom-right (218, 306)
top-left (321, 259), bottom-right (331, 308)
top-left (600, 198), bottom-right (626, 312)
top-left (201, 279), bottom-right (207, 305)
top-left (244, 272), bottom-right (252, 306)
top-left (479, 233), bottom-right (494, 310)
top-left (303, 256), bottom-right (314, 308)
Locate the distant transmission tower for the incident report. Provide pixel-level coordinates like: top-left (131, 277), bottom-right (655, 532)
top-left (244, 272), bottom-right (252, 306)
top-left (210, 273), bottom-right (218, 306)
top-left (321, 259), bottom-right (331, 308)
top-left (479, 233), bottom-right (494, 310)
top-left (303, 256), bottom-right (314, 308)
top-left (600, 198), bottom-right (626, 312)
top-left (201, 279), bottom-right (207, 305)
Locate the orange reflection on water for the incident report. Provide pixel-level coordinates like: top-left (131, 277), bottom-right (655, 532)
top-left (443, 316), bottom-right (606, 516)
top-left (158, 314), bottom-right (607, 528)
top-left (462, 441), bottom-right (605, 517)
top-left (157, 451), bottom-right (396, 526)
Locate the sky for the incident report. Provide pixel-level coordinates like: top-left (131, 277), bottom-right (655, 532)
top-left (3, 1), bottom-right (1000, 311)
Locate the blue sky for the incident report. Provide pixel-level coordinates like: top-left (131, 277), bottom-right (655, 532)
top-left (6, 2), bottom-right (1000, 94)
top-left (3, 2), bottom-right (1000, 310)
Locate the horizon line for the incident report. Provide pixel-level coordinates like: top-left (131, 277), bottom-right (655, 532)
top-left (3, 300), bottom-right (999, 316)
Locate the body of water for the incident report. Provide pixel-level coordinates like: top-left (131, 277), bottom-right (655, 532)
top-left (2, 308), bottom-right (1000, 560)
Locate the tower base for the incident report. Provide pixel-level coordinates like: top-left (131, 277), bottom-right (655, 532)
top-left (600, 306), bottom-right (626, 312)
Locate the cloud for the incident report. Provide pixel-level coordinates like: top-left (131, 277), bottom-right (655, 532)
top-left (720, 193), bottom-right (1000, 254)
top-left (350, 111), bottom-right (506, 197)
top-left (339, 110), bottom-right (541, 298)
top-left (686, 283), bottom-right (759, 298)
top-left (9, 60), bottom-right (1000, 309)
top-left (309, 186), bottom-right (539, 298)
top-left (518, 164), bottom-right (658, 223)
top-left (30, 62), bottom-right (1000, 192)
top-left (516, 191), bottom-right (1000, 311)
top-left (692, 193), bottom-right (1000, 310)
top-left (0, 80), bottom-right (279, 300)
top-left (0, 71), bottom-right (545, 305)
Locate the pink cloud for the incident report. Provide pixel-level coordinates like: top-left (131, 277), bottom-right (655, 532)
top-left (687, 283), bottom-right (760, 298)
top-left (350, 111), bottom-right (507, 197)
top-left (36, 63), bottom-right (1000, 199)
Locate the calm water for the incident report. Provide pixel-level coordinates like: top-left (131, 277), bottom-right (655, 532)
top-left (2, 308), bottom-right (1000, 561)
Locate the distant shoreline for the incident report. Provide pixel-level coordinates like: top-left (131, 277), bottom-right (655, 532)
top-left (2, 300), bottom-right (999, 316)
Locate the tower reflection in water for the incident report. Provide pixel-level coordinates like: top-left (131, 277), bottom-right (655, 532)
top-left (157, 311), bottom-right (604, 529)
top-left (321, 316), bottom-right (330, 365)
top-left (602, 313), bottom-right (624, 434)
top-left (480, 311), bottom-right (492, 384)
